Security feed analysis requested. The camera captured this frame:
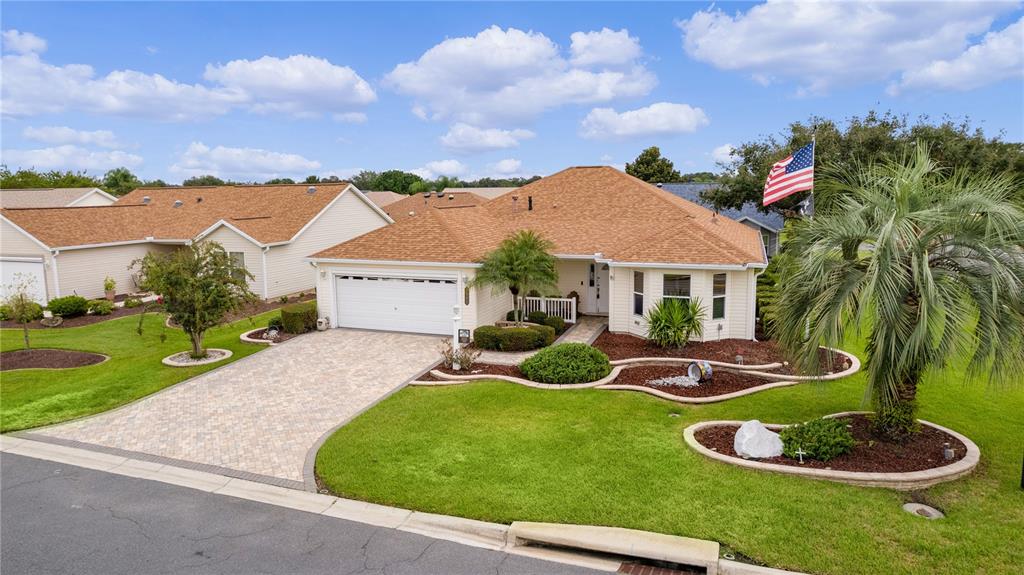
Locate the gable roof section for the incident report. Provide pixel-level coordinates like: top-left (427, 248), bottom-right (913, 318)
top-left (442, 187), bottom-right (517, 200)
top-left (660, 183), bottom-right (785, 233)
top-left (1, 182), bottom-right (364, 249)
top-left (313, 167), bottom-right (767, 268)
top-left (0, 187), bottom-right (115, 208)
top-left (363, 190), bottom-right (405, 207)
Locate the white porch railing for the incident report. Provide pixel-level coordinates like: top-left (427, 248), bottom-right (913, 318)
top-left (523, 296), bottom-right (577, 323)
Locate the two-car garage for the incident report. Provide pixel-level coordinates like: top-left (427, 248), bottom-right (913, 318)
top-left (333, 274), bottom-right (458, 335)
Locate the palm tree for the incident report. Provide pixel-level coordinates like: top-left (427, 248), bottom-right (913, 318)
top-left (773, 147), bottom-right (1024, 440)
top-left (472, 230), bottom-right (558, 326)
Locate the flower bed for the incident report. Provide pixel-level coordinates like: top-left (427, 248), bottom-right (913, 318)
top-left (610, 364), bottom-right (775, 398)
top-left (240, 327), bottom-right (298, 345)
top-left (0, 349), bottom-right (108, 371)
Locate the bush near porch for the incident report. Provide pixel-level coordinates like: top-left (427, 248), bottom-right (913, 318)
top-left (473, 324), bottom-right (554, 351)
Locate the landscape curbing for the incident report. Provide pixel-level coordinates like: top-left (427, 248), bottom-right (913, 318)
top-left (239, 327), bottom-right (277, 346)
top-left (2, 435), bottom-right (810, 575)
top-left (160, 348), bottom-right (233, 367)
top-left (0, 350), bottom-right (110, 372)
top-left (682, 411), bottom-right (981, 490)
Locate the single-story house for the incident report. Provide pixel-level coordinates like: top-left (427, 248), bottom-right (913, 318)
top-left (0, 187), bottom-right (118, 208)
top-left (660, 183), bottom-right (784, 257)
top-left (1, 182), bottom-right (391, 303)
top-left (308, 167), bottom-right (767, 340)
top-left (381, 190), bottom-right (489, 222)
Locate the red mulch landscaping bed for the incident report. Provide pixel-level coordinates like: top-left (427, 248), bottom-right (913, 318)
top-left (244, 328), bottom-right (299, 344)
top-left (1, 348), bottom-right (106, 371)
top-left (611, 365), bottom-right (776, 398)
top-left (593, 331), bottom-right (848, 375)
top-left (1, 304), bottom-right (147, 330)
top-left (223, 293), bottom-right (316, 324)
top-left (418, 363), bottom-right (525, 381)
top-left (693, 414), bottom-right (967, 473)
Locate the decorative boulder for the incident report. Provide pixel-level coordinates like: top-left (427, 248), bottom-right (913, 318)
top-left (734, 420), bottom-right (783, 459)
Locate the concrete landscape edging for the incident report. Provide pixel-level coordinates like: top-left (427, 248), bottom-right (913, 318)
top-left (239, 327), bottom-right (277, 346)
top-left (682, 411), bottom-right (981, 490)
top-left (161, 348), bottom-right (233, 367)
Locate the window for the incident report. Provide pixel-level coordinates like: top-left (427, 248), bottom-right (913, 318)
top-left (632, 271), bottom-right (644, 316)
top-left (663, 274), bottom-right (691, 302)
top-left (761, 231), bottom-right (776, 256)
top-left (712, 273), bottom-right (726, 320)
top-left (229, 252), bottom-right (246, 282)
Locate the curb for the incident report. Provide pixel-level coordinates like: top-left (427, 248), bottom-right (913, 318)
top-left (161, 348), bottom-right (233, 367)
top-left (239, 327), bottom-right (277, 346)
top-left (2, 435), bottom-right (808, 575)
top-left (682, 411), bottom-right (981, 490)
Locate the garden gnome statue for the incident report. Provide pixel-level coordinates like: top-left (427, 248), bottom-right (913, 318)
top-left (734, 420), bottom-right (784, 459)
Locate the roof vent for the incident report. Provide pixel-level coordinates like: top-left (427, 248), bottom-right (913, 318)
top-left (435, 190), bottom-right (444, 198)
top-left (656, 183), bottom-right (663, 188)
top-left (448, 194), bottom-right (455, 200)
top-left (142, 196), bottom-right (151, 204)
top-left (307, 186), bottom-right (317, 194)
top-left (511, 195), bottom-right (519, 212)
top-left (528, 196), bottom-right (533, 211)
top-left (173, 200), bottom-right (183, 208)
top-left (196, 197), bottom-right (203, 203)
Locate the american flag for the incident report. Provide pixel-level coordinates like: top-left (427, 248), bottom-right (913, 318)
top-left (763, 142), bottom-right (814, 206)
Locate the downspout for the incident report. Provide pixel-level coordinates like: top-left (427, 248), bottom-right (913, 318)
top-left (50, 249), bottom-right (61, 298)
top-left (261, 246), bottom-right (270, 299)
top-left (751, 267), bottom-right (766, 341)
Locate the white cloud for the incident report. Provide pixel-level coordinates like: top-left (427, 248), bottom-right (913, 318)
top-left (170, 142), bottom-right (321, 180)
top-left (580, 102), bottom-right (709, 140)
top-left (411, 159), bottom-right (470, 179)
top-left (711, 143), bottom-right (734, 165)
top-left (890, 17), bottom-right (1024, 95)
top-left (203, 54), bottom-right (376, 118)
top-left (23, 126), bottom-right (120, 148)
top-left (333, 112), bottom-right (367, 123)
top-left (570, 28), bottom-right (642, 67)
top-left (489, 158), bottom-right (522, 175)
top-left (1, 145), bottom-right (142, 171)
top-left (384, 25), bottom-right (656, 125)
top-left (440, 123), bottom-right (535, 154)
top-left (677, 2), bottom-right (1018, 94)
top-left (2, 30), bottom-right (46, 54)
top-left (145, 46), bottom-right (159, 55)
top-left (1, 32), bottom-right (374, 121)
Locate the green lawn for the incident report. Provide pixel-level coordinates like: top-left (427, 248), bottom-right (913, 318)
top-left (317, 336), bottom-right (1024, 575)
top-left (1, 312), bottom-right (275, 432)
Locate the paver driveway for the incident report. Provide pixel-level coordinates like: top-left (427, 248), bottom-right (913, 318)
top-left (36, 329), bottom-right (441, 484)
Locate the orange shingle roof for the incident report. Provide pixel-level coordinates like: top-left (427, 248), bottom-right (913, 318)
top-left (2, 183), bottom-right (352, 248)
top-left (383, 192), bottom-right (487, 222)
top-left (312, 167), bottom-right (766, 267)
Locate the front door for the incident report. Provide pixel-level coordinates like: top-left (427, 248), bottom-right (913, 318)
top-left (587, 263), bottom-right (610, 315)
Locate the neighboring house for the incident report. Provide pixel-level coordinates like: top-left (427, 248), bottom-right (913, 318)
top-left (308, 167), bottom-right (767, 340)
top-left (0, 187), bottom-right (117, 209)
top-left (660, 183), bottom-right (784, 257)
top-left (0, 183), bottom-right (391, 303)
top-left (362, 190), bottom-right (405, 207)
top-left (382, 190), bottom-right (488, 222)
top-left (441, 187), bottom-right (517, 200)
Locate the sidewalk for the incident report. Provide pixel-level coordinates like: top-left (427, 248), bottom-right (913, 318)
top-left (476, 315), bottom-right (607, 365)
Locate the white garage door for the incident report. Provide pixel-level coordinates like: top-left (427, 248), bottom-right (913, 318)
top-left (335, 274), bottom-right (457, 335)
top-left (1, 257), bottom-right (47, 304)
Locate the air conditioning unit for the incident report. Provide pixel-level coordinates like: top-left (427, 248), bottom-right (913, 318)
top-left (316, 318), bottom-right (330, 331)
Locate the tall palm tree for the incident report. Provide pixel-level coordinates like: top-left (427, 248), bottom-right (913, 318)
top-left (773, 147), bottom-right (1024, 440)
top-left (471, 230), bottom-right (558, 326)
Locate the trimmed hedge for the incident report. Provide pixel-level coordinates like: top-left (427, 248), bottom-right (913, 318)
top-left (528, 310), bottom-right (548, 324)
top-left (473, 324), bottom-right (554, 351)
top-left (519, 343), bottom-right (611, 385)
top-left (542, 315), bottom-right (566, 334)
top-left (505, 309), bottom-right (525, 322)
top-left (87, 299), bottom-right (114, 316)
top-left (268, 315), bottom-right (284, 330)
top-left (281, 301), bottom-right (317, 334)
top-left (47, 295), bottom-right (89, 318)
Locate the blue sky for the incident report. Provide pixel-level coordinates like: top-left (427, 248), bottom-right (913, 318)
top-left (2, 1), bottom-right (1022, 184)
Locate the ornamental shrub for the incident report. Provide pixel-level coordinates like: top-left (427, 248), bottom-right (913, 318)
top-left (645, 297), bottom-right (706, 348)
top-left (123, 297), bottom-right (143, 308)
top-left (0, 304), bottom-right (10, 321)
top-left (780, 417), bottom-right (856, 462)
top-left (268, 315), bottom-right (284, 330)
top-left (473, 325), bottom-right (547, 351)
top-left (47, 295), bottom-right (89, 317)
top-left (528, 310), bottom-right (548, 324)
top-left (281, 301), bottom-right (317, 334)
top-left (528, 324), bottom-right (556, 347)
top-left (87, 299), bottom-right (114, 315)
top-left (1, 302), bottom-right (42, 322)
top-left (542, 315), bottom-right (566, 334)
top-left (519, 343), bottom-right (611, 385)
top-left (505, 309), bottom-right (525, 322)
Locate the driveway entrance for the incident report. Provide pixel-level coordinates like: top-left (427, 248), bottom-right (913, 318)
top-left (33, 330), bottom-right (441, 486)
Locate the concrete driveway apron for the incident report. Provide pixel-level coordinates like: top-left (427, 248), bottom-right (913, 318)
top-left (33, 329), bottom-right (441, 485)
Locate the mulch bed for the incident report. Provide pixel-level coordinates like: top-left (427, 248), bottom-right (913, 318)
top-left (693, 414), bottom-right (967, 473)
top-left (1, 348), bottom-right (106, 371)
top-left (611, 365), bottom-right (775, 398)
top-left (245, 328), bottom-right (299, 344)
top-left (418, 363), bottom-right (525, 381)
top-left (223, 293), bottom-right (316, 324)
top-left (593, 331), bottom-right (848, 375)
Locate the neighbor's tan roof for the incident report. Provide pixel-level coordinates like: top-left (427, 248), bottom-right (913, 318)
top-left (1, 182), bottom-right (352, 248)
top-left (312, 167), bottom-right (766, 267)
top-left (441, 187), bottom-right (517, 200)
top-left (383, 191), bottom-right (487, 222)
top-left (363, 190), bottom-right (405, 207)
top-left (0, 187), bottom-right (109, 208)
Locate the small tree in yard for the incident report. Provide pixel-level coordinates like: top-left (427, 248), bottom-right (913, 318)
top-left (471, 230), bottom-right (558, 326)
top-left (135, 242), bottom-right (257, 359)
top-left (2, 275), bottom-right (43, 349)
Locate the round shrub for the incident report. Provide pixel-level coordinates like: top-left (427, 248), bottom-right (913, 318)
top-left (542, 315), bottom-right (565, 334)
top-left (505, 309), bottom-right (525, 322)
top-left (473, 325), bottom-right (502, 350)
top-left (281, 301), bottom-right (317, 334)
top-left (87, 299), bottom-right (114, 316)
top-left (0, 304), bottom-right (10, 321)
top-left (780, 418), bottom-right (856, 462)
top-left (527, 310), bottom-right (548, 325)
top-left (1, 302), bottom-right (42, 322)
top-left (519, 343), bottom-right (611, 385)
top-left (47, 295), bottom-right (89, 318)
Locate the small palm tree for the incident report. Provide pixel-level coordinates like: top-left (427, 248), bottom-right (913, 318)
top-left (773, 146), bottom-right (1024, 440)
top-left (645, 297), bottom-right (706, 348)
top-left (472, 230), bottom-right (558, 326)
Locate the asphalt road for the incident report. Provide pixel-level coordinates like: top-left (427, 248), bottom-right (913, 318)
top-left (1, 453), bottom-right (604, 575)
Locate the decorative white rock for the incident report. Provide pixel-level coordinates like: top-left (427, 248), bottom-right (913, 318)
top-left (733, 420), bottom-right (783, 459)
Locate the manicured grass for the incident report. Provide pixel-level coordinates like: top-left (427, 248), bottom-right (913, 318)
top-left (1, 312), bottom-right (276, 432)
top-left (317, 336), bottom-right (1024, 575)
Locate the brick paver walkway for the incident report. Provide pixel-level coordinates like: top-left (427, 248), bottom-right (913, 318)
top-left (36, 330), bottom-right (441, 483)
top-left (476, 315), bottom-right (608, 365)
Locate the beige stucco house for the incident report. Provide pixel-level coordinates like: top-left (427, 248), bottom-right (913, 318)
top-left (308, 167), bottom-right (767, 341)
top-left (1, 182), bottom-right (391, 303)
